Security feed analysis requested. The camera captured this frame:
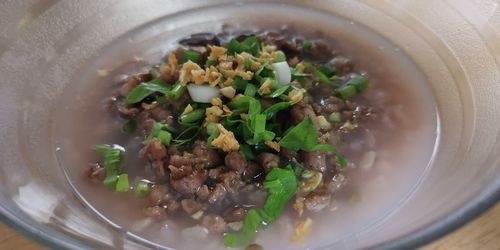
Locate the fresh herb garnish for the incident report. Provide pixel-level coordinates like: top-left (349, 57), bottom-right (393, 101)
top-left (115, 173), bottom-right (130, 192)
top-left (224, 166), bottom-right (298, 248)
top-left (244, 84), bottom-right (257, 97)
top-left (244, 98), bottom-right (275, 145)
top-left (125, 79), bottom-right (169, 104)
top-left (228, 36), bottom-right (261, 56)
top-left (224, 209), bottom-right (262, 248)
top-left (266, 85), bottom-right (289, 98)
top-left (279, 117), bottom-right (346, 168)
top-left (262, 102), bottom-right (290, 120)
top-left (92, 144), bottom-right (124, 190)
top-left (144, 122), bottom-right (173, 146)
top-left (183, 50), bottom-right (200, 64)
top-left (134, 181), bottom-right (151, 197)
top-left (168, 82), bottom-right (187, 100)
top-left (337, 85), bottom-right (357, 99)
top-left (239, 143), bottom-right (255, 160)
top-left (346, 74), bottom-right (369, 92)
top-left (178, 109), bottom-right (205, 126)
top-left (260, 166), bottom-right (298, 224)
top-left (232, 76), bottom-right (249, 92)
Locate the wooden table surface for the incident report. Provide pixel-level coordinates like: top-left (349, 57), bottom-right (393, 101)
top-left (1, 203), bottom-right (499, 250)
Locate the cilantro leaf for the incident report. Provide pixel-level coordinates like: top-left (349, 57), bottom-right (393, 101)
top-left (224, 209), bottom-right (262, 248)
top-left (224, 166), bottom-right (298, 248)
top-left (260, 166), bottom-right (298, 224)
top-left (279, 117), bottom-right (346, 168)
top-left (262, 102), bottom-right (290, 120)
top-left (125, 79), bottom-right (170, 104)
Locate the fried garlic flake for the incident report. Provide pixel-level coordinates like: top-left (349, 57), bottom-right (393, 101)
top-left (205, 66), bottom-right (222, 87)
top-left (208, 46), bottom-right (227, 61)
top-left (290, 218), bottom-right (313, 244)
top-left (168, 53), bottom-right (178, 68)
top-left (288, 88), bottom-right (306, 105)
top-left (220, 86), bottom-right (236, 99)
top-left (210, 97), bottom-right (223, 107)
top-left (205, 106), bottom-right (223, 123)
top-left (259, 78), bottom-right (273, 95)
top-left (211, 124), bottom-right (240, 152)
top-left (179, 61), bottom-right (202, 85)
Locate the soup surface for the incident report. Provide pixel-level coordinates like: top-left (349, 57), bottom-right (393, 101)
top-left (54, 22), bottom-right (437, 249)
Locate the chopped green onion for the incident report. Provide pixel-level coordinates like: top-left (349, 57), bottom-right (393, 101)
top-left (337, 85), bottom-right (357, 99)
top-left (346, 75), bottom-right (369, 92)
top-left (168, 82), bottom-right (186, 100)
top-left (267, 85), bottom-right (289, 98)
top-left (179, 109), bottom-right (205, 125)
top-left (329, 112), bottom-right (342, 123)
top-left (115, 174), bottom-right (129, 192)
top-left (103, 175), bottom-right (118, 189)
top-left (206, 122), bottom-right (220, 147)
top-left (317, 65), bottom-right (336, 77)
top-left (92, 144), bottom-right (124, 190)
top-left (252, 114), bottom-right (268, 141)
top-left (229, 95), bottom-right (251, 110)
top-left (313, 67), bottom-right (330, 84)
top-left (183, 50), bottom-right (200, 64)
top-left (143, 122), bottom-right (173, 146)
top-left (134, 181), bottom-right (151, 197)
top-left (206, 122), bottom-right (218, 135)
top-left (275, 51), bottom-right (286, 62)
top-left (157, 130), bottom-right (172, 146)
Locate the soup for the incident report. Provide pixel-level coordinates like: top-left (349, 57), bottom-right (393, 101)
top-left (54, 25), bottom-right (437, 250)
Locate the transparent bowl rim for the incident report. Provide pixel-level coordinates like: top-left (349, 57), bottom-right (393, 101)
top-left (1, 176), bottom-right (498, 249)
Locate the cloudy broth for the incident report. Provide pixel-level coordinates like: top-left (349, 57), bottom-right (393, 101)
top-left (53, 19), bottom-right (437, 250)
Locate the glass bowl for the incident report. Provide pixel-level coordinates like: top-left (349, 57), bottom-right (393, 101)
top-left (0, 1), bottom-right (499, 249)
